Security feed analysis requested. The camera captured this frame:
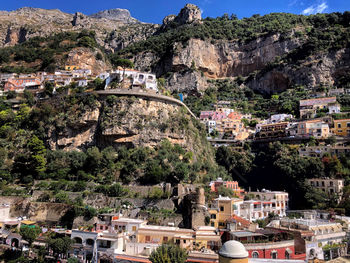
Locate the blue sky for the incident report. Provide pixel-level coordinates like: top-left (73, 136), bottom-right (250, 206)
top-left (2, 0), bottom-right (349, 24)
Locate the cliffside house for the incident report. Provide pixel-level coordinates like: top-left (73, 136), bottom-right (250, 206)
top-left (299, 97), bottom-right (337, 119)
top-left (4, 78), bottom-right (43, 93)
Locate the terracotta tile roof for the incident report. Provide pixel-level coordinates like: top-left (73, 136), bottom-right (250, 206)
top-left (230, 215), bottom-right (251, 228)
top-left (5, 78), bottom-right (41, 90)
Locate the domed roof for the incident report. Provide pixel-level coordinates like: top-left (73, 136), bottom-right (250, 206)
top-left (219, 240), bottom-right (248, 259)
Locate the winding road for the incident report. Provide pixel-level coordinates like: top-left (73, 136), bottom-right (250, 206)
top-left (96, 89), bottom-right (198, 119)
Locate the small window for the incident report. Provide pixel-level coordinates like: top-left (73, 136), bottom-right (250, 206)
top-left (211, 214), bottom-right (216, 219)
top-left (285, 251), bottom-right (290, 259)
top-left (100, 226), bottom-right (103, 230)
top-left (146, 236), bottom-right (150, 242)
top-left (220, 206), bottom-right (224, 212)
top-left (252, 252), bottom-right (259, 258)
top-left (347, 123), bottom-right (350, 128)
top-left (163, 236), bottom-right (168, 242)
top-left (272, 252), bottom-right (278, 259)
top-left (338, 124), bottom-right (342, 128)
top-left (132, 226), bottom-right (137, 231)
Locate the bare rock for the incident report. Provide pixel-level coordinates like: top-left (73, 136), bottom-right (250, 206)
top-left (90, 8), bottom-right (139, 24)
top-left (174, 4), bottom-right (201, 25)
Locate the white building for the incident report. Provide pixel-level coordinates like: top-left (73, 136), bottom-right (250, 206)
top-left (111, 218), bottom-right (147, 235)
top-left (277, 218), bottom-right (347, 260)
top-left (107, 69), bottom-right (158, 92)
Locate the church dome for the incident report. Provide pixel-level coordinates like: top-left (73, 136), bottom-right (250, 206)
top-left (219, 240), bottom-right (249, 259)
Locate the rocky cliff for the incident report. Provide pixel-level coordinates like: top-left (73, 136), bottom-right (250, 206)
top-left (46, 94), bottom-right (213, 162)
top-left (0, 7), bottom-right (158, 51)
top-left (124, 6), bottom-right (350, 94)
top-left (90, 8), bottom-right (140, 24)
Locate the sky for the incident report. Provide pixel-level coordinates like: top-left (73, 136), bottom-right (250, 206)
top-left (1, 0), bottom-right (349, 24)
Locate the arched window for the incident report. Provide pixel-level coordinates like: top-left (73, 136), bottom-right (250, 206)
top-left (86, 238), bottom-right (94, 246)
top-left (252, 251), bottom-right (259, 258)
top-left (73, 237), bottom-right (82, 244)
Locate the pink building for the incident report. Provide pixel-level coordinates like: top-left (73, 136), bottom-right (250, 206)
top-left (209, 178), bottom-right (244, 198)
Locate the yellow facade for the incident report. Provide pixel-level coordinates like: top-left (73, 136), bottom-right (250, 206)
top-left (209, 198), bottom-right (242, 229)
top-left (65, 65), bottom-right (79, 71)
top-left (332, 119), bottom-right (350, 137)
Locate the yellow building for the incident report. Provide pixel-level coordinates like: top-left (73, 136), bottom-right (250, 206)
top-left (65, 65), bottom-right (79, 71)
top-left (332, 119), bottom-right (350, 137)
top-left (209, 197), bottom-right (243, 229)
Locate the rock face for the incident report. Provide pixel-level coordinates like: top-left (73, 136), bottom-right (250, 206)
top-left (65, 47), bottom-right (111, 75)
top-left (0, 7), bottom-right (157, 51)
top-left (90, 8), bottom-right (139, 24)
top-left (174, 4), bottom-right (202, 25)
top-left (132, 28), bottom-right (350, 94)
top-left (47, 95), bottom-right (213, 162)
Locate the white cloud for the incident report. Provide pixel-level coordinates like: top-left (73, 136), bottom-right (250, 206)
top-left (302, 1), bottom-right (328, 15)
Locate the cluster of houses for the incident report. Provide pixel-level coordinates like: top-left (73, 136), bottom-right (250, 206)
top-left (0, 66), bottom-right (158, 96)
top-left (200, 107), bottom-right (252, 141)
top-left (1, 185), bottom-right (348, 263)
top-left (201, 97), bottom-right (350, 164)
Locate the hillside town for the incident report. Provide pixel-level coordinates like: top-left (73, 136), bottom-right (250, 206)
top-left (0, 183), bottom-right (348, 263)
top-left (1, 64), bottom-right (350, 262)
top-left (0, 2), bottom-right (350, 263)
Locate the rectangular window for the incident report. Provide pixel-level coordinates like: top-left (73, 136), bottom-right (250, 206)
top-left (163, 237), bottom-right (168, 242)
top-left (211, 214), bottom-right (216, 219)
top-left (338, 124), bottom-right (342, 128)
top-left (132, 226), bottom-right (137, 231)
top-left (220, 206), bottom-right (224, 212)
top-left (347, 123), bottom-right (350, 128)
top-left (146, 236), bottom-right (150, 242)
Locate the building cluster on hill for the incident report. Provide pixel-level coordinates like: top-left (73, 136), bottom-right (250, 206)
top-left (200, 106), bottom-right (252, 141)
top-left (0, 66), bottom-right (158, 96)
top-left (0, 183), bottom-right (348, 263)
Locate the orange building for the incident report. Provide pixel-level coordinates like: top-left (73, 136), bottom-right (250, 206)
top-left (210, 178), bottom-right (244, 198)
top-left (332, 119), bottom-right (350, 137)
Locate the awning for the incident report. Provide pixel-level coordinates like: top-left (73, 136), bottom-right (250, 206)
top-left (21, 220), bottom-right (36, 225)
top-left (196, 236), bottom-right (221, 241)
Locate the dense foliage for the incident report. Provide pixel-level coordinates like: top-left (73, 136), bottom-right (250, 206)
top-left (149, 244), bottom-right (188, 263)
